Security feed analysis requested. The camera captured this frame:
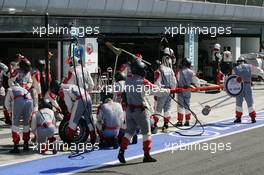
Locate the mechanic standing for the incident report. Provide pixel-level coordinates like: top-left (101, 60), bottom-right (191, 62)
top-left (212, 43), bottom-right (222, 85)
top-left (233, 57), bottom-right (264, 123)
top-left (5, 84), bottom-right (33, 153)
top-left (153, 53), bottom-right (176, 132)
top-left (221, 47), bottom-right (233, 76)
top-left (118, 60), bottom-right (178, 163)
top-left (176, 58), bottom-right (200, 127)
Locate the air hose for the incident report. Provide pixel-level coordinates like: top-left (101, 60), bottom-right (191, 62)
top-left (154, 37), bottom-right (205, 136)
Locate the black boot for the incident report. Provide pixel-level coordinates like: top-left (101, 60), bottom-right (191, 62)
top-left (52, 149), bottom-right (58, 155)
top-left (184, 121), bottom-right (190, 126)
top-left (151, 123), bottom-right (158, 134)
top-left (251, 118), bottom-right (256, 123)
top-left (143, 153), bottom-right (157, 163)
top-left (234, 118), bottom-right (241, 123)
top-left (10, 144), bottom-right (20, 153)
top-left (162, 122), bottom-right (169, 133)
top-left (118, 149), bottom-right (126, 163)
top-left (98, 139), bottom-right (106, 148)
top-left (23, 142), bottom-right (29, 151)
top-left (5, 118), bottom-right (12, 125)
top-left (131, 135), bottom-right (138, 144)
top-left (176, 121), bottom-right (183, 127)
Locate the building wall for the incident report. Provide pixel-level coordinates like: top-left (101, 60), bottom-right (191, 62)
top-left (241, 37), bottom-right (260, 54)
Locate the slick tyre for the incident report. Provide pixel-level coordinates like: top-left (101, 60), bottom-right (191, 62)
top-left (59, 118), bottom-right (89, 144)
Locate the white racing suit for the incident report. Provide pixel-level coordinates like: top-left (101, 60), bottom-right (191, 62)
top-left (50, 84), bottom-right (96, 143)
top-left (153, 65), bottom-right (176, 125)
top-left (221, 50), bottom-right (233, 75)
top-left (31, 108), bottom-right (56, 153)
top-left (212, 50), bottom-right (222, 84)
top-left (63, 65), bottom-right (94, 92)
top-left (32, 69), bottom-right (52, 98)
top-left (5, 86), bottom-right (33, 146)
top-left (96, 99), bottom-right (125, 146)
top-left (0, 70), bottom-right (5, 105)
top-left (120, 63), bottom-right (132, 78)
top-left (8, 68), bottom-right (38, 112)
top-left (119, 75), bottom-right (170, 154)
top-left (177, 68), bottom-right (200, 123)
top-left (113, 80), bottom-right (125, 104)
top-left (233, 64), bottom-right (264, 120)
top-left (31, 108), bottom-right (56, 143)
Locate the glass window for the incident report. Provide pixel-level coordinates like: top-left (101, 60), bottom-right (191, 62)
top-left (228, 0), bottom-right (246, 5)
top-left (206, 0), bottom-right (227, 3)
top-left (183, 0), bottom-right (206, 1)
top-left (246, 0), bottom-right (263, 6)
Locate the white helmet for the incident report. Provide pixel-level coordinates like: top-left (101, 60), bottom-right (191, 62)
top-left (162, 56), bottom-right (172, 68)
top-left (237, 56), bottom-right (246, 64)
top-left (214, 43), bottom-right (221, 51)
top-left (164, 47), bottom-right (174, 57)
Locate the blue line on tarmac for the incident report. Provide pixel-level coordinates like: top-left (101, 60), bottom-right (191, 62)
top-left (1, 111), bottom-right (264, 175)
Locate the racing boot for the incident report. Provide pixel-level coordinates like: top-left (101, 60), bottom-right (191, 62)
top-left (234, 118), bottom-right (241, 123)
top-left (177, 113), bottom-right (184, 127)
top-left (151, 123), bottom-right (158, 134)
top-left (4, 117), bottom-right (12, 125)
top-left (98, 139), bottom-right (106, 148)
top-left (185, 114), bottom-right (191, 126)
top-left (143, 153), bottom-right (157, 163)
top-left (184, 121), bottom-right (190, 126)
top-left (22, 132), bottom-right (30, 151)
top-left (151, 115), bottom-right (159, 134)
top-left (9, 144), bottom-right (20, 154)
top-left (131, 135), bottom-right (138, 144)
top-left (3, 109), bottom-right (12, 125)
top-left (176, 121), bottom-right (183, 127)
top-left (249, 111), bottom-right (256, 123)
top-left (234, 111), bottom-right (242, 123)
top-left (118, 149), bottom-right (126, 163)
top-left (23, 141), bottom-right (29, 151)
top-left (40, 143), bottom-right (48, 154)
top-left (161, 122), bottom-right (169, 133)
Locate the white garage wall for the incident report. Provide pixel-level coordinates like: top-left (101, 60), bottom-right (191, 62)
top-left (241, 37), bottom-right (260, 54)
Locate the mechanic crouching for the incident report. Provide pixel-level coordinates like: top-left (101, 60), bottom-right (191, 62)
top-left (96, 88), bottom-right (125, 149)
top-left (31, 99), bottom-right (57, 154)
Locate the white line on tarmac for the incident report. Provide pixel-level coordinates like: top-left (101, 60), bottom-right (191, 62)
top-left (1, 111), bottom-right (263, 170)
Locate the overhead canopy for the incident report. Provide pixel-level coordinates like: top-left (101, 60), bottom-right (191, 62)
top-left (0, 0), bottom-right (264, 22)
